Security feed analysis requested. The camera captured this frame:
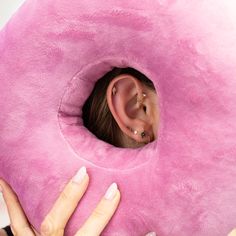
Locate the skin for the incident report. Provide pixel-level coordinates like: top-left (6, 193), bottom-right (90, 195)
top-left (106, 74), bottom-right (160, 147)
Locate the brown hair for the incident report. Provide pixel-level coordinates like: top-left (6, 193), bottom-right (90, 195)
top-left (82, 67), bottom-right (155, 148)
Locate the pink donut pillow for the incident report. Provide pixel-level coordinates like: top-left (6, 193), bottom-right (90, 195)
top-left (1, 0), bottom-right (236, 235)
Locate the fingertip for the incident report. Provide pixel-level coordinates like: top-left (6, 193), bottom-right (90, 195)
top-left (115, 188), bottom-right (121, 201)
top-left (82, 173), bottom-right (90, 187)
top-left (105, 184), bottom-right (121, 210)
top-left (70, 167), bottom-right (90, 191)
top-left (72, 166), bottom-right (87, 185)
top-left (113, 190), bottom-right (121, 211)
top-left (104, 183), bottom-right (118, 201)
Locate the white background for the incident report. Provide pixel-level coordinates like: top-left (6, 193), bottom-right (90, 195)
top-left (0, 0), bottom-right (26, 30)
top-left (0, 0), bottom-right (26, 228)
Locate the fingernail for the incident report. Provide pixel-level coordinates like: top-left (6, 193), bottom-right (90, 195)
top-left (146, 232), bottom-right (156, 236)
top-left (0, 184), bottom-right (2, 192)
top-left (72, 166), bottom-right (87, 184)
top-left (104, 183), bottom-right (118, 200)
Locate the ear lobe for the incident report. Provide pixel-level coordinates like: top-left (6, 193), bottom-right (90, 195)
top-left (106, 74), bottom-right (154, 144)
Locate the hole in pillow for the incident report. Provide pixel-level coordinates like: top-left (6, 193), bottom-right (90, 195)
top-left (58, 57), bottom-right (162, 169)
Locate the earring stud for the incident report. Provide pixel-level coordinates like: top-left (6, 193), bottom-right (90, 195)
top-left (137, 92), bottom-right (147, 108)
top-left (131, 128), bottom-right (152, 143)
top-left (140, 131), bottom-right (146, 138)
top-left (132, 129), bottom-right (147, 139)
top-left (112, 86), bottom-right (117, 95)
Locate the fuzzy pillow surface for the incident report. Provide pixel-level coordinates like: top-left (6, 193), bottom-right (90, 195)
top-left (1, 0), bottom-right (236, 235)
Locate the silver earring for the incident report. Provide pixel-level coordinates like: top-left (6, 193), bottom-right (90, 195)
top-left (133, 130), bottom-right (138, 135)
top-left (140, 131), bottom-right (146, 138)
top-left (137, 92), bottom-right (147, 108)
top-left (129, 127), bottom-right (138, 135)
top-left (112, 86), bottom-right (117, 95)
top-left (132, 129), bottom-right (152, 144)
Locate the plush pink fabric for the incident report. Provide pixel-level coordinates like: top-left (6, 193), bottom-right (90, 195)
top-left (1, 0), bottom-right (236, 235)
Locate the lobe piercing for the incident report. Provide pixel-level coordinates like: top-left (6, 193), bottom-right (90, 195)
top-left (131, 129), bottom-right (151, 143)
top-left (132, 129), bottom-right (147, 139)
top-left (129, 127), bottom-right (138, 135)
top-left (141, 131), bottom-right (146, 138)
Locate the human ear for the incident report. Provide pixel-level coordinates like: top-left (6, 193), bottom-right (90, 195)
top-left (106, 74), bottom-right (155, 144)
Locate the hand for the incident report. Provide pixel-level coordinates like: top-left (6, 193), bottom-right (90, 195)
top-left (0, 167), bottom-right (156, 236)
top-left (0, 166), bottom-right (119, 236)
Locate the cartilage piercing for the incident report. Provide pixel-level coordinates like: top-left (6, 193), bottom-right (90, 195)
top-left (137, 92), bottom-right (147, 108)
top-left (112, 86), bottom-right (117, 95)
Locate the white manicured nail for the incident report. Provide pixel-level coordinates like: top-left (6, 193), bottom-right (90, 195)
top-left (72, 166), bottom-right (87, 184)
top-left (146, 232), bottom-right (156, 236)
top-left (104, 183), bottom-right (118, 200)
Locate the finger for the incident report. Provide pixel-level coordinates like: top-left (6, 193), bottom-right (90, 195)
top-left (40, 166), bottom-right (89, 235)
top-left (75, 182), bottom-right (121, 236)
top-left (0, 179), bottom-right (35, 236)
top-left (228, 229), bottom-right (236, 236)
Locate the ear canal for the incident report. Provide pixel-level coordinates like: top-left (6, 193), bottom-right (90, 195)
top-left (143, 105), bottom-right (147, 113)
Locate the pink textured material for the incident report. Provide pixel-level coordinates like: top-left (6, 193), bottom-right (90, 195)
top-left (1, 0), bottom-right (236, 235)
